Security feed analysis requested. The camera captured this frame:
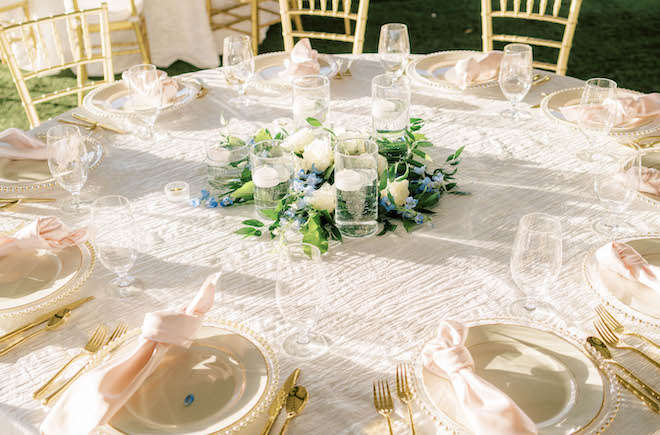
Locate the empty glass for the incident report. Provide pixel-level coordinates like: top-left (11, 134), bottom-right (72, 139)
top-left (576, 78), bottom-right (618, 162)
top-left (334, 138), bottom-right (379, 238)
top-left (223, 35), bottom-right (255, 107)
top-left (292, 75), bottom-right (330, 129)
top-left (250, 140), bottom-right (294, 217)
top-left (593, 146), bottom-right (641, 234)
top-left (125, 64), bottom-right (163, 139)
top-left (510, 213), bottom-right (562, 318)
top-left (276, 242), bottom-right (328, 359)
top-left (499, 44), bottom-right (533, 120)
top-left (378, 23), bottom-right (410, 78)
top-left (371, 74), bottom-right (411, 139)
top-left (90, 195), bottom-right (139, 297)
top-left (47, 125), bottom-right (88, 213)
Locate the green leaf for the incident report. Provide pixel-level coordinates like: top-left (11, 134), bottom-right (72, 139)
top-left (377, 219), bottom-right (398, 235)
top-left (226, 136), bottom-right (245, 148)
top-left (242, 219), bottom-right (264, 227)
top-left (302, 215), bottom-right (328, 253)
top-left (330, 225), bottom-right (343, 242)
top-left (449, 191), bottom-right (471, 196)
top-left (412, 148), bottom-right (433, 162)
top-left (253, 128), bottom-right (272, 144)
top-left (445, 182), bottom-right (457, 191)
top-left (403, 219), bottom-right (417, 232)
top-left (260, 208), bottom-right (279, 220)
top-left (414, 140), bottom-right (433, 148)
top-left (412, 132), bottom-right (427, 141)
top-left (240, 166), bottom-right (252, 182)
top-left (231, 181), bottom-right (254, 199)
top-left (306, 117), bottom-right (322, 127)
top-left (235, 227), bottom-right (259, 237)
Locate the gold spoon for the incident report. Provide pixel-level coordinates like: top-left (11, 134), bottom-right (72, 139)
top-left (0, 309), bottom-right (70, 357)
top-left (0, 199), bottom-right (22, 211)
top-left (278, 386), bottom-right (308, 435)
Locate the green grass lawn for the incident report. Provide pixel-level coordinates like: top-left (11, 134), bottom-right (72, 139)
top-left (1, 0), bottom-right (658, 130)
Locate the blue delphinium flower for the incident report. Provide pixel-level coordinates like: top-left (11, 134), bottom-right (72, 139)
top-left (414, 214), bottom-right (425, 224)
top-left (296, 169), bottom-right (309, 180)
top-left (297, 197), bottom-right (309, 209)
top-left (284, 208), bottom-right (295, 219)
top-left (402, 210), bottom-right (415, 219)
top-left (200, 189), bottom-right (210, 200)
top-left (247, 137), bottom-right (256, 147)
top-left (279, 217), bottom-right (289, 226)
top-left (206, 197), bottom-right (219, 208)
top-left (380, 196), bottom-right (395, 212)
top-left (412, 165), bottom-right (426, 176)
top-left (303, 185), bottom-right (316, 196)
top-left (190, 198), bottom-right (201, 207)
top-left (293, 180), bottom-right (306, 192)
top-left (220, 197), bottom-right (234, 207)
top-left (306, 173), bottom-right (322, 186)
top-left (417, 177), bottom-right (433, 193)
top-left (310, 164), bottom-right (324, 175)
top-left (432, 173), bottom-right (445, 183)
top-left (404, 196), bottom-right (418, 210)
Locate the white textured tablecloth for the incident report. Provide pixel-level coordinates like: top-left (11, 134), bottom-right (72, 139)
top-left (1, 55), bottom-right (660, 435)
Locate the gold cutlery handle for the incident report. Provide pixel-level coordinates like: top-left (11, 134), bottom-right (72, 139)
top-left (33, 353), bottom-right (85, 399)
top-left (0, 322), bottom-right (41, 344)
top-left (406, 403), bottom-right (416, 435)
top-left (531, 75), bottom-right (550, 87)
top-left (626, 332), bottom-right (660, 351)
top-left (278, 416), bottom-right (293, 435)
top-left (611, 361), bottom-right (660, 401)
top-left (42, 364), bottom-right (86, 405)
top-left (0, 328), bottom-right (45, 357)
top-left (385, 415), bottom-right (394, 435)
top-left (616, 374), bottom-right (659, 413)
top-left (621, 345), bottom-right (660, 370)
top-left (261, 416), bottom-right (277, 435)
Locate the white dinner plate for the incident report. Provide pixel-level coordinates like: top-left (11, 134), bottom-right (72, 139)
top-left (541, 87), bottom-right (660, 137)
top-left (91, 321), bottom-right (279, 435)
top-left (83, 78), bottom-right (201, 119)
top-left (414, 319), bottom-right (618, 434)
top-left (253, 52), bottom-right (339, 88)
top-left (584, 235), bottom-right (660, 326)
top-left (406, 50), bottom-right (499, 90)
top-left (0, 135), bottom-right (104, 192)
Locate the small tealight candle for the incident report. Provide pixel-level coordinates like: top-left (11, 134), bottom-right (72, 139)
top-left (371, 99), bottom-right (398, 119)
top-left (164, 181), bottom-right (190, 203)
top-left (207, 147), bottom-right (232, 164)
top-left (252, 166), bottom-right (281, 188)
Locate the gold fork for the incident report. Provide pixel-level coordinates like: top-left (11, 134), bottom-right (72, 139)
top-left (396, 364), bottom-right (416, 435)
top-left (42, 322), bottom-right (128, 405)
top-left (0, 199), bottom-right (21, 211)
top-left (373, 379), bottom-right (394, 435)
top-left (595, 305), bottom-right (660, 350)
top-left (33, 324), bottom-right (108, 399)
top-left (594, 319), bottom-right (660, 370)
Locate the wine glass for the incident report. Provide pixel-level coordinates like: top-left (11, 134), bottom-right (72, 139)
top-left (593, 145), bottom-right (641, 234)
top-left (499, 43), bottom-right (533, 121)
top-left (223, 35), bottom-right (255, 107)
top-left (46, 125), bottom-right (88, 214)
top-left (509, 213), bottom-right (562, 319)
top-left (90, 195), bottom-right (139, 298)
top-left (276, 242), bottom-right (328, 359)
top-left (576, 78), bottom-right (618, 162)
top-left (125, 64), bottom-right (163, 139)
top-left (378, 23), bottom-right (410, 78)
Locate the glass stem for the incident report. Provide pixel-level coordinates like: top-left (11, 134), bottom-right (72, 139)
top-left (71, 192), bottom-right (81, 208)
top-left (296, 331), bottom-right (311, 345)
top-left (524, 299), bottom-right (537, 312)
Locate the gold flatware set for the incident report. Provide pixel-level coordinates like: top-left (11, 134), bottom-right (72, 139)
top-left (262, 368), bottom-right (307, 435)
top-left (334, 58), bottom-right (355, 80)
top-left (373, 364), bottom-right (416, 434)
top-left (0, 197), bottom-right (56, 211)
top-left (58, 113), bottom-right (126, 134)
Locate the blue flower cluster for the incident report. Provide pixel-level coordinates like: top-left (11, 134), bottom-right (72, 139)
top-left (379, 194), bottom-right (426, 225)
top-left (189, 188), bottom-right (231, 208)
top-left (415, 173), bottom-right (445, 194)
top-left (292, 168), bottom-right (322, 198)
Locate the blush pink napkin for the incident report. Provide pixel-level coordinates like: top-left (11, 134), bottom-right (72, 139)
top-left (122, 69), bottom-right (179, 103)
top-left (560, 93), bottom-right (660, 129)
top-left (281, 38), bottom-right (321, 78)
top-left (0, 128), bottom-right (47, 160)
top-left (41, 272), bottom-right (222, 435)
top-left (618, 166), bottom-right (660, 196)
top-left (596, 241), bottom-right (660, 291)
top-left (446, 51), bottom-right (503, 90)
top-left (421, 320), bottom-right (537, 435)
top-left (0, 217), bottom-right (86, 257)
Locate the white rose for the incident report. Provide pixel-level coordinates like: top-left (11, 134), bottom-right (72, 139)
top-left (377, 154), bottom-right (388, 176)
top-left (293, 155), bottom-right (309, 172)
top-left (310, 183), bottom-right (336, 213)
top-left (303, 138), bottom-right (334, 172)
top-left (381, 179), bottom-right (409, 207)
top-left (283, 128), bottom-right (316, 153)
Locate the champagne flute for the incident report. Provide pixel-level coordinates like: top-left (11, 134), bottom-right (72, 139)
top-left (46, 125), bottom-right (88, 213)
top-left (576, 78), bottom-right (618, 162)
top-left (125, 64), bottom-right (163, 140)
top-left (509, 213), bottom-right (562, 318)
top-left (223, 35), bottom-right (255, 107)
top-left (90, 195), bottom-right (139, 298)
top-left (499, 43), bottom-right (533, 121)
top-left (378, 23), bottom-right (410, 78)
top-left (276, 242), bottom-right (328, 359)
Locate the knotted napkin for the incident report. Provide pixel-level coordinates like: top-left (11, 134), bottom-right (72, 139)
top-left (281, 38), bottom-right (320, 78)
top-left (0, 128), bottom-right (47, 160)
top-left (446, 51), bottom-right (503, 90)
top-left (122, 69), bottom-right (179, 103)
top-left (560, 93), bottom-right (660, 129)
top-left (618, 165), bottom-right (660, 196)
top-left (596, 241), bottom-right (659, 291)
top-left (421, 320), bottom-right (537, 435)
top-left (41, 272), bottom-right (222, 435)
top-left (0, 217), bottom-right (87, 258)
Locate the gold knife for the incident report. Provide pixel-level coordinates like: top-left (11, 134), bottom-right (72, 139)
top-left (72, 114), bottom-right (126, 134)
top-left (0, 198), bottom-right (56, 203)
top-left (616, 374), bottom-right (660, 413)
top-left (261, 368), bottom-right (301, 435)
top-left (0, 296), bottom-right (94, 344)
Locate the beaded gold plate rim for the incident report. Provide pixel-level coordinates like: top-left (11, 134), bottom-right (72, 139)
top-left (251, 51), bottom-right (340, 90)
top-left (405, 50), bottom-right (500, 90)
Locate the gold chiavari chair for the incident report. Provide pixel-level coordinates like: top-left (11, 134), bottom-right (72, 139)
top-left (0, 4), bottom-right (114, 128)
top-left (207, 0), bottom-right (302, 55)
top-left (0, 0), bottom-right (33, 62)
top-left (481, 0), bottom-right (583, 75)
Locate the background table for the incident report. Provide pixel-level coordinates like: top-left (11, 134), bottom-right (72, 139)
top-left (0, 54), bottom-right (659, 434)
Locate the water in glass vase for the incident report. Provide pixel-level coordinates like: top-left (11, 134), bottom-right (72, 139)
top-left (335, 168), bottom-right (378, 237)
top-left (253, 165), bottom-right (290, 215)
top-left (372, 98), bottom-right (409, 139)
top-left (294, 97), bottom-right (328, 127)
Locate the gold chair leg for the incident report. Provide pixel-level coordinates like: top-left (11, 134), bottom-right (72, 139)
top-left (250, 0), bottom-right (259, 54)
top-left (132, 19), bottom-right (151, 64)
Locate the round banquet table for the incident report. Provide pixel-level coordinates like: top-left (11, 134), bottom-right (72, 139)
top-left (0, 54), bottom-right (659, 435)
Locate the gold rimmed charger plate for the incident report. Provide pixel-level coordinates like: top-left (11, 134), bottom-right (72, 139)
top-left (253, 51), bottom-right (339, 89)
top-left (541, 87), bottom-right (660, 137)
top-left (83, 78), bottom-right (202, 119)
top-left (406, 50), bottom-right (499, 90)
top-left (414, 319), bottom-right (619, 434)
top-left (91, 321), bottom-right (279, 435)
top-left (0, 135), bottom-right (104, 192)
top-left (636, 151), bottom-right (660, 207)
top-left (584, 235), bottom-right (660, 327)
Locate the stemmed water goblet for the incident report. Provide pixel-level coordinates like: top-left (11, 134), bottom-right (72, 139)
top-left (378, 23), bottom-right (410, 78)
top-left (46, 125), bottom-right (88, 214)
top-left (124, 64), bottom-right (164, 140)
top-left (499, 43), bottom-right (533, 120)
top-left (223, 35), bottom-right (255, 107)
top-left (576, 78), bottom-right (618, 162)
top-left (509, 213), bottom-right (563, 319)
top-left (276, 242), bottom-right (328, 359)
top-left (90, 195), bottom-right (139, 298)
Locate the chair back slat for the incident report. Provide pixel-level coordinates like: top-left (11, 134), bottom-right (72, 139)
top-left (513, 0), bottom-right (521, 13)
top-left (33, 22), bottom-right (52, 70)
top-left (50, 20), bottom-right (66, 65)
top-left (552, 0), bottom-right (562, 16)
top-left (539, 0), bottom-right (548, 14)
top-left (80, 13), bottom-right (92, 59)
